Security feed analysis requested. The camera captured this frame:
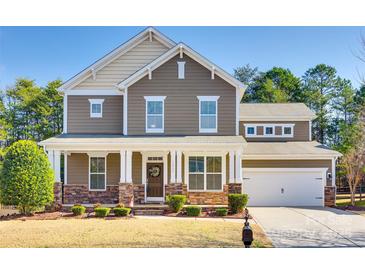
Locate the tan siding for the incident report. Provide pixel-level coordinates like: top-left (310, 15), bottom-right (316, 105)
top-left (107, 153), bottom-right (120, 185)
top-left (68, 96), bottom-right (123, 134)
top-left (128, 54), bottom-right (236, 135)
top-left (67, 153), bottom-right (88, 185)
top-left (242, 159), bottom-right (332, 186)
top-left (240, 121), bottom-right (310, 141)
top-left (132, 152), bottom-right (142, 184)
top-left (74, 40), bottom-right (169, 90)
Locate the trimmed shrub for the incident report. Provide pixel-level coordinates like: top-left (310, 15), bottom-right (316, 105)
top-left (185, 206), bottom-right (201, 217)
top-left (113, 207), bottom-right (131, 217)
top-left (215, 208), bottom-right (228, 216)
top-left (228, 194), bottom-right (249, 214)
top-left (71, 205), bottom-right (86, 216)
top-left (167, 195), bottom-right (186, 213)
top-left (0, 140), bottom-right (54, 215)
top-left (94, 207), bottom-right (111, 217)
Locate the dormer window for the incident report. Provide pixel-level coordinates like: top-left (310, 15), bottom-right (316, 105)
top-left (246, 126), bottom-right (256, 136)
top-left (282, 125), bottom-right (294, 137)
top-left (144, 96), bottom-right (166, 133)
top-left (88, 99), bottom-right (104, 118)
top-left (264, 126), bottom-right (274, 136)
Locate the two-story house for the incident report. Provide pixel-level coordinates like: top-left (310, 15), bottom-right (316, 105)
top-left (40, 27), bottom-right (341, 207)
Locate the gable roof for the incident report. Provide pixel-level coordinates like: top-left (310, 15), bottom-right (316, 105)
top-left (60, 27), bottom-right (176, 91)
top-left (117, 42), bottom-right (246, 95)
top-left (240, 103), bottom-right (316, 121)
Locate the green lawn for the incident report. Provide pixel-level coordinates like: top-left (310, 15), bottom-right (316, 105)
top-left (0, 217), bottom-right (272, 248)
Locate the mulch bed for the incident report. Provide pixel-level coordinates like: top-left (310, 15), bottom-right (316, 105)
top-left (335, 205), bottom-right (365, 211)
top-left (163, 209), bottom-right (250, 219)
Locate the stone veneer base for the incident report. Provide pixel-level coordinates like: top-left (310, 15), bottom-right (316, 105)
top-left (324, 186), bottom-right (336, 207)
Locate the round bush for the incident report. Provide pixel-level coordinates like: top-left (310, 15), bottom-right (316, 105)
top-left (0, 140), bottom-right (54, 215)
top-left (166, 195), bottom-right (186, 213)
top-left (228, 194), bottom-right (249, 214)
top-left (113, 207), bottom-right (131, 217)
top-left (185, 206), bottom-right (201, 217)
top-left (94, 207), bottom-right (111, 217)
top-left (71, 205), bottom-right (86, 216)
top-left (215, 208), bottom-right (228, 216)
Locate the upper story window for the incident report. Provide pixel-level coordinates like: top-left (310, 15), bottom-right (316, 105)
top-left (177, 61), bottom-right (185, 79)
top-left (282, 125), bottom-right (294, 137)
top-left (244, 123), bottom-right (295, 138)
top-left (197, 96), bottom-right (219, 133)
top-left (246, 126), bottom-right (256, 136)
top-left (88, 99), bottom-right (104, 118)
top-left (144, 96), bottom-right (166, 133)
top-left (264, 125), bottom-right (274, 136)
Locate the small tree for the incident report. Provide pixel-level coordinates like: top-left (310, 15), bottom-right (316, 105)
top-left (0, 140), bottom-right (54, 214)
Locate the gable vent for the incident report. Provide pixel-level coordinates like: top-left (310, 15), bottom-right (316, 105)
top-left (177, 61), bottom-right (185, 79)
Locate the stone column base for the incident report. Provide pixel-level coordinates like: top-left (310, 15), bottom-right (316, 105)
top-left (54, 182), bottom-right (63, 205)
top-left (119, 183), bottom-right (134, 207)
top-left (228, 183), bottom-right (242, 194)
top-left (325, 186), bottom-right (336, 207)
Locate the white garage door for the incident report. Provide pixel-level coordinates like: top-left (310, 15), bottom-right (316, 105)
top-left (242, 168), bottom-right (327, 207)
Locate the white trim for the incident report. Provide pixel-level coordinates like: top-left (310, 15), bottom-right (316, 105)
top-left (120, 149), bottom-right (126, 183)
top-left (332, 157), bottom-right (336, 187)
top-left (88, 155), bottom-right (107, 191)
top-left (229, 151), bottom-right (235, 184)
top-left (126, 150), bottom-right (133, 183)
top-left (144, 96), bottom-right (166, 133)
top-left (177, 61), bottom-right (185, 79)
top-left (197, 96), bottom-right (219, 133)
top-left (54, 150), bottom-right (61, 182)
top-left (123, 88), bottom-right (128, 135)
top-left (184, 152), bottom-right (226, 192)
top-left (176, 150), bottom-right (182, 183)
top-left (48, 150), bottom-right (54, 170)
top-left (243, 123), bottom-right (295, 138)
top-left (63, 89), bottom-right (123, 96)
top-left (235, 151), bottom-right (242, 183)
top-left (309, 120), bottom-right (312, 141)
top-left (211, 66), bottom-right (215, 80)
top-left (170, 150), bottom-right (176, 183)
top-left (60, 27), bottom-right (176, 91)
top-left (243, 167), bottom-right (328, 173)
top-left (240, 116), bottom-right (314, 122)
top-left (235, 88), bottom-right (240, 136)
top-left (63, 95), bottom-right (68, 133)
top-left (64, 151), bottom-right (68, 185)
top-left (242, 154), bottom-right (341, 160)
top-left (88, 99), bottom-right (104, 118)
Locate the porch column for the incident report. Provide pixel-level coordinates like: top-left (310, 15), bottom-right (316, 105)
top-left (64, 151), bottom-right (68, 185)
top-left (229, 151), bottom-right (235, 183)
top-left (332, 157), bottom-right (336, 187)
top-left (235, 151), bottom-right (242, 183)
top-left (176, 150), bottom-right (182, 183)
top-left (170, 150), bottom-right (176, 183)
top-left (125, 150), bottom-right (133, 183)
top-left (47, 149), bottom-right (54, 170)
top-left (120, 149), bottom-right (126, 183)
top-left (54, 150), bottom-right (61, 182)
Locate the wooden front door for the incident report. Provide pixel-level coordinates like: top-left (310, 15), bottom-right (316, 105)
top-left (147, 163), bottom-right (164, 197)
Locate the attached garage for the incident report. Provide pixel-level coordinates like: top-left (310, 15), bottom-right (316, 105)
top-left (242, 168), bottom-right (327, 206)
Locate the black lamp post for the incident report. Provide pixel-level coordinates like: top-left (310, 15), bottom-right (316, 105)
top-left (242, 208), bottom-right (253, 248)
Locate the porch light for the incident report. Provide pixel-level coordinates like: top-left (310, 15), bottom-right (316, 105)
top-left (242, 208), bottom-right (253, 248)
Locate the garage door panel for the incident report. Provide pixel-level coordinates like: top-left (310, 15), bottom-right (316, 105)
top-left (243, 168), bottom-right (325, 207)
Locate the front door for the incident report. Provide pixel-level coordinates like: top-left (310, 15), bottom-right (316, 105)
top-left (147, 163), bottom-right (164, 198)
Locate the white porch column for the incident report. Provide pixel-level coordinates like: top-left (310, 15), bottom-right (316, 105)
top-left (126, 150), bottom-right (133, 183)
top-left (120, 149), bottom-right (126, 183)
top-left (170, 150), bottom-right (176, 183)
top-left (176, 150), bottom-right (182, 183)
top-left (235, 151), bottom-right (242, 183)
top-left (47, 149), bottom-right (54, 170)
top-left (54, 150), bottom-right (61, 182)
top-left (332, 157), bottom-right (336, 187)
top-left (64, 152), bottom-right (68, 185)
top-left (229, 151), bottom-right (235, 183)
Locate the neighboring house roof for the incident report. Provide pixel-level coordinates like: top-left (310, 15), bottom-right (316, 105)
top-left (39, 134), bottom-right (246, 150)
top-left (60, 27), bottom-right (176, 91)
top-left (117, 42), bottom-right (246, 96)
top-left (242, 141), bottom-right (341, 159)
top-left (240, 103), bottom-right (316, 121)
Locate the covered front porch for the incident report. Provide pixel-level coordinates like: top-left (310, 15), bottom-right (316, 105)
top-left (39, 135), bottom-right (246, 206)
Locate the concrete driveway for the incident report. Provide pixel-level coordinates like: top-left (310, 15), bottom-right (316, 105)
top-left (249, 207), bottom-right (365, 247)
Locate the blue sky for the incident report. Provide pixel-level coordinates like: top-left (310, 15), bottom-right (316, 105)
top-left (0, 26), bottom-right (365, 90)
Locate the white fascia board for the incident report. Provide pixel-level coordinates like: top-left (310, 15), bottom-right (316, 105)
top-left (117, 43), bottom-right (246, 91)
top-left (63, 89), bottom-right (124, 96)
top-left (60, 27), bottom-right (176, 91)
top-left (242, 154), bottom-right (341, 160)
top-left (240, 116), bottom-right (314, 121)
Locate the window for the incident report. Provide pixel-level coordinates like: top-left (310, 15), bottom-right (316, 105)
top-left (283, 126), bottom-right (293, 137)
top-left (89, 157), bottom-right (106, 191)
top-left (264, 126), bottom-right (274, 136)
top-left (177, 61), bottom-right (185, 79)
top-left (198, 96), bottom-right (219, 133)
top-left (144, 96), bottom-right (166, 133)
top-left (246, 126), bottom-right (256, 136)
top-left (188, 156), bottom-right (222, 191)
top-left (88, 99), bottom-right (104, 118)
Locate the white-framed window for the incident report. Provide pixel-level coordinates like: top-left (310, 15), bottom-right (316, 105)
top-left (89, 156), bottom-right (106, 191)
top-left (177, 61), bottom-right (185, 79)
top-left (282, 125), bottom-right (294, 137)
top-left (245, 126), bottom-right (256, 136)
top-left (188, 156), bottom-right (223, 191)
top-left (144, 96), bottom-right (166, 133)
top-left (264, 125), bottom-right (274, 136)
top-left (197, 96), bottom-right (219, 133)
top-left (88, 99), bottom-right (104, 118)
